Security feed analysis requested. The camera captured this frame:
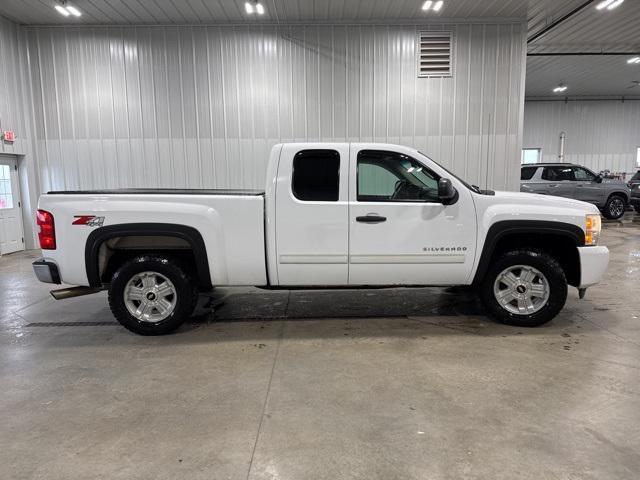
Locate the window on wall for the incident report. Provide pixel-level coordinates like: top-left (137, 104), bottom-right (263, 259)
top-left (292, 150), bottom-right (340, 201)
top-left (521, 148), bottom-right (541, 165)
top-left (0, 165), bottom-right (14, 210)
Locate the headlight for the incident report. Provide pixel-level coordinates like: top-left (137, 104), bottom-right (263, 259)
top-left (585, 214), bottom-right (601, 246)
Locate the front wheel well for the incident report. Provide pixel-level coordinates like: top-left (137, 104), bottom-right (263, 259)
top-left (606, 191), bottom-right (629, 203)
top-left (476, 231), bottom-right (581, 287)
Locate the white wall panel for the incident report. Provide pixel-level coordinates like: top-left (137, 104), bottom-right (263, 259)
top-left (0, 16), bottom-right (39, 247)
top-left (524, 100), bottom-right (640, 175)
top-left (23, 22), bottom-right (526, 196)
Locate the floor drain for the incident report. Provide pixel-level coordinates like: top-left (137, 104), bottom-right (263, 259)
top-left (26, 321), bottom-right (119, 327)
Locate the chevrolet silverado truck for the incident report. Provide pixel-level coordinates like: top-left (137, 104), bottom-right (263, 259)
top-left (32, 143), bottom-right (609, 335)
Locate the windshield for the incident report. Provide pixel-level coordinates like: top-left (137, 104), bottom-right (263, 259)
top-left (417, 151), bottom-right (481, 193)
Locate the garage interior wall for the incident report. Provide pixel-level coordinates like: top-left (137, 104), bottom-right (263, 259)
top-left (23, 22), bottom-right (526, 196)
top-left (523, 100), bottom-right (640, 176)
top-left (0, 15), bottom-right (39, 247)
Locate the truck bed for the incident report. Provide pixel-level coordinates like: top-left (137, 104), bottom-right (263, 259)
top-left (47, 188), bottom-right (265, 196)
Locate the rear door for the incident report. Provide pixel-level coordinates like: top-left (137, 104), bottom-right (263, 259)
top-left (274, 144), bottom-right (350, 285)
top-left (0, 155), bottom-right (25, 255)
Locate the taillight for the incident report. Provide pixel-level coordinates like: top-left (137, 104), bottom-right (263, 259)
top-left (36, 209), bottom-right (56, 250)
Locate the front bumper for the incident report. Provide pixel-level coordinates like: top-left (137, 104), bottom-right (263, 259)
top-left (32, 258), bottom-right (62, 284)
top-left (577, 246), bottom-right (609, 288)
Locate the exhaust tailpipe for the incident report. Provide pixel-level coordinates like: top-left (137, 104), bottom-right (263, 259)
top-left (50, 287), bottom-right (104, 300)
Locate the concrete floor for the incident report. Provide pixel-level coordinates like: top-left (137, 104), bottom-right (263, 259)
top-left (1, 214), bottom-right (639, 480)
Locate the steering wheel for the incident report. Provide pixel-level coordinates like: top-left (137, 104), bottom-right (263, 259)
top-left (391, 180), bottom-right (410, 200)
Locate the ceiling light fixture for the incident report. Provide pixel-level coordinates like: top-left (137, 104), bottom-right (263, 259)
top-left (628, 57), bottom-right (640, 64)
top-left (553, 85), bottom-right (568, 93)
top-left (596, 0), bottom-right (624, 9)
top-left (66, 5), bottom-right (81, 16)
top-left (244, 1), bottom-right (265, 15)
top-left (54, 5), bottom-right (70, 16)
top-left (54, 1), bottom-right (81, 17)
top-left (422, 0), bottom-right (443, 12)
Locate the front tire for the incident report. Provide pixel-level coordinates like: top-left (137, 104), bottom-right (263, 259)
top-left (602, 194), bottom-right (626, 220)
top-left (480, 249), bottom-right (567, 327)
top-left (108, 255), bottom-right (198, 335)
top-left (634, 205), bottom-right (640, 214)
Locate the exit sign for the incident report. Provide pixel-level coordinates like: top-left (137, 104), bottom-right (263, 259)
top-left (2, 131), bottom-right (15, 142)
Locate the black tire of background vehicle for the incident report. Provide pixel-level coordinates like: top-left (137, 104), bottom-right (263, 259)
top-left (635, 205), bottom-right (640, 214)
top-left (601, 194), bottom-right (627, 220)
top-left (108, 255), bottom-right (198, 335)
top-left (480, 249), bottom-right (568, 328)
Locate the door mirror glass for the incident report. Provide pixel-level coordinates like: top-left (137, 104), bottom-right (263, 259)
top-left (438, 178), bottom-right (458, 205)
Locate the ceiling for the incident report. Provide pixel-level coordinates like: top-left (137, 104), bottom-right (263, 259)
top-left (0, 0), bottom-right (638, 97)
top-left (0, 0), bottom-right (572, 25)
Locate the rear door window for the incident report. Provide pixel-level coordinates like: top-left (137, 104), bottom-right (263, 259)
top-left (292, 150), bottom-right (340, 201)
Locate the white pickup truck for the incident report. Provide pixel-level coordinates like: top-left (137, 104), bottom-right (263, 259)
top-left (33, 143), bottom-right (609, 335)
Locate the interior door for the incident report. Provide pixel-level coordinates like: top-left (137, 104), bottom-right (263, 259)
top-left (0, 155), bottom-right (25, 255)
top-left (348, 146), bottom-right (477, 286)
top-left (274, 143), bottom-right (350, 286)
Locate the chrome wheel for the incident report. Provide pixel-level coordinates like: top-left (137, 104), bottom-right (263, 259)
top-left (124, 271), bottom-right (177, 323)
top-left (609, 197), bottom-right (625, 218)
top-left (493, 265), bottom-right (550, 315)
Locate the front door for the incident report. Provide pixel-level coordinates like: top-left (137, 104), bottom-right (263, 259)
top-left (0, 155), bottom-right (25, 255)
top-left (572, 166), bottom-right (604, 205)
top-left (274, 143), bottom-right (350, 285)
top-left (348, 146), bottom-right (477, 286)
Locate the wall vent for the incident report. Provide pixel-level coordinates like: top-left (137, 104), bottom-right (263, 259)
top-left (417, 31), bottom-right (453, 78)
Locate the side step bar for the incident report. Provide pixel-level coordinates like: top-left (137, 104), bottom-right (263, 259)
top-left (50, 286), bottom-right (104, 300)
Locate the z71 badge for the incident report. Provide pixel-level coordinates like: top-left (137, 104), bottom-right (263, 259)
top-left (72, 215), bottom-right (105, 227)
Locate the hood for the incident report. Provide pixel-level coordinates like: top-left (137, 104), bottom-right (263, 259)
top-left (491, 190), bottom-right (599, 213)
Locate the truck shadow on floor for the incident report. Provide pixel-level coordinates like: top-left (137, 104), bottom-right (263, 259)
top-left (201, 286), bottom-right (486, 322)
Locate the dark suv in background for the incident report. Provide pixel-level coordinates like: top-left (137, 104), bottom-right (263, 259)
top-left (520, 163), bottom-right (632, 220)
top-left (628, 170), bottom-right (640, 213)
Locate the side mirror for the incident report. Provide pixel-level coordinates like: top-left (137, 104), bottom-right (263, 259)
top-left (438, 178), bottom-right (458, 205)
top-left (595, 175), bottom-right (603, 184)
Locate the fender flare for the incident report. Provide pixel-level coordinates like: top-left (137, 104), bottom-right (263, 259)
top-left (472, 220), bottom-right (585, 285)
top-left (85, 223), bottom-right (212, 288)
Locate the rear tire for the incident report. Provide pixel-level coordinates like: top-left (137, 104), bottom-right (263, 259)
top-left (108, 255), bottom-right (198, 335)
top-left (480, 249), bottom-right (567, 327)
top-left (602, 194), bottom-right (626, 220)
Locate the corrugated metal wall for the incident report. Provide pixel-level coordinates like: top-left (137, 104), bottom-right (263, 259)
top-left (0, 15), bottom-right (39, 246)
top-left (25, 22), bottom-right (526, 193)
top-left (524, 100), bottom-right (640, 175)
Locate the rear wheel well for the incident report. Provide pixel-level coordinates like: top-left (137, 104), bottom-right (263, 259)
top-left (85, 225), bottom-right (212, 289)
top-left (486, 233), bottom-right (580, 287)
top-left (99, 237), bottom-right (199, 285)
